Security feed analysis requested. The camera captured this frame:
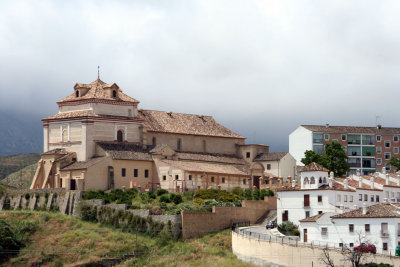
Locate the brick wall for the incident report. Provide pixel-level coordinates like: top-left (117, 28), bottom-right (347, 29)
top-left (181, 197), bottom-right (276, 239)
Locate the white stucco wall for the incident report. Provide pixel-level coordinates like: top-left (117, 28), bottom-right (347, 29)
top-left (289, 126), bottom-right (313, 165)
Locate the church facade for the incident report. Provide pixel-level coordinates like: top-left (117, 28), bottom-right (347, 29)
top-left (31, 78), bottom-right (287, 192)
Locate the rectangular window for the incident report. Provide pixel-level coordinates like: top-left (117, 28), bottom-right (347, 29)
top-left (243, 179), bottom-right (246, 185)
top-left (341, 134), bottom-right (347, 141)
top-left (348, 134), bottom-right (361, 145)
top-left (162, 175), bottom-right (166, 181)
top-left (385, 140), bottom-right (391, 148)
top-left (318, 195), bottom-right (322, 203)
top-left (211, 177), bottom-right (215, 183)
top-left (359, 194), bottom-right (362, 201)
top-left (344, 195), bottom-right (348, 202)
top-left (371, 195), bottom-right (374, 202)
top-left (364, 194), bottom-right (368, 201)
top-left (122, 168), bottom-right (126, 177)
top-left (282, 210), bottom-right (288, 222)
top-left (313, 144), bottom-right (323, 154)
top-left (383, 243), bottom-right (388, 251)
top-left (377, 158), bottom-right (382, 165)
top-left (189, 175), bottom-right (192, 181)
top-left (305, 211), bottom-right (310, 218)
top-left (134, 169), bottom-right (138, 177)
top-left (339, 243), bottom-right (343, 247)
top-left (362, 135), bottom-right (375, 145)
top-left (246, 152), bottom-right (250, 158)
top-left (377, 135), bottom-right (382, 142)
top-left (321, 227), bottom-right (328, 236)
top-left (365, 224), bottom-right (370, 232)
top-left (144, 169), bottom-right (149, 178)
top-left (222, 177), bottom-right (225, 183)
top-left (377, 146), bottom-right (382, 154)
top-left (337, 195), bottom-right (341, 202)
top-left (350, 195), bottom-right (353, 202)
top-left (395, 147), bottom-right (399, 154)
top-left (318, 211), bottom-right (323, 214)
top-left (313, 133), bottom-right (323, 144)
top-left (385, 152), bottom-right (391, 160)
top-left (349, 224), bottom-right (354, 233)
top-left (324, 134), bottom-right (330, 140)
top-left (267, 164), bottom-right (271, 170)
top-left (395, 136), bottom-right (399, 142)
top-left (175, 175), bottom-right (179, 180)
top-left (386, 164), bottom-right (391, 171)
top-left (362, 146), bottom-right (375, 157)
top-left (348, 146), bottom-right (361, 156)
top-left (349, 243), bottom-right (354, 248)
top-left (304, 194), bottom-right (310, 207)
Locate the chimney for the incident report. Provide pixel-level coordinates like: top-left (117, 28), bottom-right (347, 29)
top-left (370, 176), bottom-right (375, 189)
top-left (328, 177), bottom-right (333, 188)
top-left (359, 177), bottom-right (363, 188)
top-left (386, 174), bottom-right (390, 185)
top-left (344, 179), bottom-right (348, 189)
top-left (362, 203), bottom-right (367, 215)
top-left (397, 175), bottom-right (400, 186)
top-left (382, 167), bottom-right (386, 174)
top-left (330, 171), bottom-right (334, 179)
top-left (356, 169), bottom-right (361, 176)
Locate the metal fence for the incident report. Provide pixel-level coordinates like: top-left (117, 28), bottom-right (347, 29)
top-left (233, 226), bottom-right (399, 258)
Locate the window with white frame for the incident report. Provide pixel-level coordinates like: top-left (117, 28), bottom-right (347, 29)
top-left (377, 158), bottom-right (382, 165)
top-left (385, 152), bottom-right (391, 160)
top-left (377, 146), bottom-right (382, 154)
top-left (385, 140), bottom-right (391, 148)
top-left (325, 134), bottom-right (330, 140)
top-left (394, 135), bottom-right (399, 142)
top-left (350, 195), bottom-right (353, 202)
top-left (342, 134), bottom-right (347, 141)
top-left (359, 194), bottom-right (362, 201)
top-left (395, 147), bottom-right (399, 154)
top-left (321, 227), bottom-right (328, 236)
top-left (344, 195), bottom-right (348, 202)
top-left (386, 164), bottom-right (391, 171)
top-left (377, 135), bottom-right (382, 142)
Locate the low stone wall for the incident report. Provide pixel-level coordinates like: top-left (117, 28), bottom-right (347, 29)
top-left (232, 230), bottom-right (400, 267)
top-left (181, 198), bottom-right (275, 239)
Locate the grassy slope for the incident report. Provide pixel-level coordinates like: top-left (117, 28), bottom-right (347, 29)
top-left (0, 211), bottom-right (256, 267)
top-left (0, 153), bottom-right (40, 180)
top-left (0, 163), bottom-right (37, 189)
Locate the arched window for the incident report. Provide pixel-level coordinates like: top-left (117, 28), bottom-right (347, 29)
top-left (177, 138), bottom-right (182, 151)
top-left (75, 90), bottom-right (79, 97)
top-left (304, 177), bottom-right (309, 184)
top-left (319, 177), bottom-right (322, 183)
top-left (152, 137), bottom-right (156, 146)
top-left (323, 177), bottom-right (327, 184)
top-left (203, 140), bottom-right (206, 152)
top-left (113, 90), bottom-right (117, 98)
top-left (310, 177), bottom-right (316, 184)
top-left (117, 130), bottom-right (124, 142)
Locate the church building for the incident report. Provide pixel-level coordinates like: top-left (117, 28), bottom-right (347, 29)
top-left (30, 78), bottom-right (286, 192)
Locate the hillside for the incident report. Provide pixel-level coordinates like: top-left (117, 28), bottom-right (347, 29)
top-left (0, 211), bottom-right (255, 267)
top-left (0, 111), bottom-right (43, 156)
top-left (0, 163), bottom-right (37, 189)
top-left (0, 153), bottom-right (40, 180)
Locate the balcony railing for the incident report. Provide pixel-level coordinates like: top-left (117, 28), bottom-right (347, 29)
top-left (381, 230), bottom-right (389, 238)
top-left (348, 163), bottom-right (361, 168)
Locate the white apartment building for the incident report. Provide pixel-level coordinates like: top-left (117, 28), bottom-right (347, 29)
top-left (299, 203), bottom-right (400, 254)
top-left (277, 162), bottom-right (400, 226)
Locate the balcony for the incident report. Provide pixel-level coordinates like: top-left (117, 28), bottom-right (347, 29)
top-left (381, 230), bottom-right (390, 238)
top-left (348, 163), bottom-right (361, 168)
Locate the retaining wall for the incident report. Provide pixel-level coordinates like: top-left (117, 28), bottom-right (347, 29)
top-left (232, 230), bottom-right (400, 267)
top-left (181, 197), bottom-right (275, 239)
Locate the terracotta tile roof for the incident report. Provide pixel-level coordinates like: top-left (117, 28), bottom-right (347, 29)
top-left (61, 157), bottom-right (106, 170)
top-left (43, 110), bottom-right (139, 121)
top-left (96, 142), bottom-right (152, 161)
top-left (332, 203), bottom-right (400, 219)
top-left (253, 152), bottom-right (288, 162)
top-left (366, 176), bottom-right (399, 187)
top-left (149, 144), bottom-right (171, 154)
top-left (57, 79), bottom-right (139, 104)
top-left (301, 125), bottom-right (400, 134)
top-left (278, 182), bottom-right (355, 192)
top-left (335, 178), bottom-right (378, 191)
top-left (138, 110), bottom-right (244, 139)
top-left (160, 159), bottom-right (248, 176)
top-left (298, 162), bottom-right (329, 172)
top-left (177, 152), bottom-right (246, 165)
top-left (299, 213), bottom-right (326, 222)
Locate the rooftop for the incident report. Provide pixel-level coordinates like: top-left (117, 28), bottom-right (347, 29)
top-left (138, 109), bottom-right (245, 139)
top-left (96, 142), bottom-right (153, 161)
top-left (301, 125), bottom-right (400, 134)
top-left (253, 152), bottom-right (288, 162)
top-left (332, 203), bottom-right (400, 219)
top-left (298, 162), bottom-right (329, 172)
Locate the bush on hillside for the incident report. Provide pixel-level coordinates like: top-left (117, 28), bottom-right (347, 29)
top-left (231, 187), bottom-right (244, 197)
top-left (159, 195), bottom-right (171, 203)
top-left (169, 193), bottom-right (183, 205)
top-left (156, 189), bottom-right (168, 196)
top-left (244, 189), bottom-right (252, 200)
top-left (82, 189), bottom-right (138, 205)
top-left (252, 189), bottom-right (260, 200)
top-left (194, 189), bottom-right (240, 206)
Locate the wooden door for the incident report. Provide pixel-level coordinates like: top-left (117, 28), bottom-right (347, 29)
top-left (304, 229), bottom-right (308, 243)
top-left (304, 194), bottom-right (310, 207)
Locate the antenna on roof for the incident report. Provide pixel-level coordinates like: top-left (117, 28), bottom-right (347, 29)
top-left (97, 65), bottom-right (100, 79)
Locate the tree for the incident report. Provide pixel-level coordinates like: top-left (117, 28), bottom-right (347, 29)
top-left (389, 157), bottom-right (400, 172)
top-left (301, 141), bottom-right (349, 177)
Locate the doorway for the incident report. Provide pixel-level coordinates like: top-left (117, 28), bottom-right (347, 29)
top-left (70, 179), bottom-right (76, 190)
top-left (304, 229), bottom-right (308, 242)
top-left (108, 166), bottom-right (114, 190)
top-left (253, 176), bottom-right (261, 189)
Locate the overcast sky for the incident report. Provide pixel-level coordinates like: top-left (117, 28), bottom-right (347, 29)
top-left (1, 0), bottom-right (400, 152)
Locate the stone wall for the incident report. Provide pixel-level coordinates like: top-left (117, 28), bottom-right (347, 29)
top-left (181, 198), bottom-right (275, 239)
top-left (232, 231), bottom-right (400, 267)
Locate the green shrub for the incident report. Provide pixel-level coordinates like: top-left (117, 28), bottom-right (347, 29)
top-left (156, 189), bottom-right (168, 196)
top-left (244, 189), bottom-right (252, 200)
top-left (147, 191), bottom-right (156, 199)
top-left (169, 193), bottom-right (182, 205)
top-left (159, 195), bottom-right (171, 203)
top-left (79, 203), bottom-right (98, 222)
top-left (252, 189), bottom-right (260, 200)
top-left (231, 187), bottom-right (243, 197)
top-left (194, 189), bottom-right (240, 204)
top-left (266, 189), bottom-right (274, 197)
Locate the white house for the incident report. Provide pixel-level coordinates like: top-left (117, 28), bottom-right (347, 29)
top-left (253, 152), bottom-right (296, 182)
top-left (277, 162), bottom-right (400, 226)
top-left (299, 203), bottom-right (400, 255)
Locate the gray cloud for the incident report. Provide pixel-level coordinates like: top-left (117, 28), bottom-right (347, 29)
top-left (1, 0), bottom-right (400, 152)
